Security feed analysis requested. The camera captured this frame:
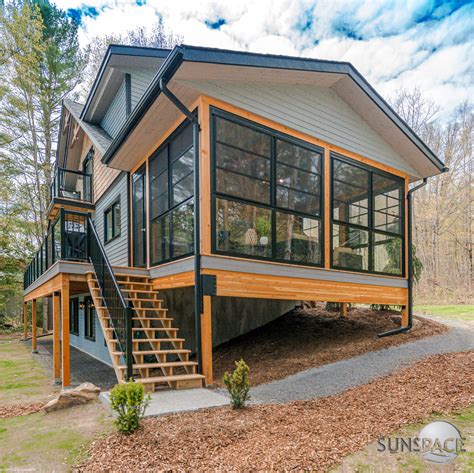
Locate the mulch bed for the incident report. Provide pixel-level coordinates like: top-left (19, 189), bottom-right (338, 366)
top-left (77, 351), bottom-right (473, 472)
top-left (0, 402), bottom-right (44, 419)
top-left (213, 305), bottom-right (447, 386)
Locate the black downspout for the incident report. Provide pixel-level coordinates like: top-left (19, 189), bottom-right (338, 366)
top-left (159, 78), bottom-right (203, 373)
top-left (377, 177), bottom-right (428, 338)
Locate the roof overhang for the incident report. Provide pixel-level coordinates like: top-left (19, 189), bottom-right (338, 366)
top-left (102, 45), bottom-right (447, 179)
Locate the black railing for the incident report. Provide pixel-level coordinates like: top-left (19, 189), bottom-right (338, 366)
top-left (50, 167), bottom-right (92, 203)
top-left (87, 217), bottom-right (133, 380)
top-left (24, 209), bottom-right (89, 289)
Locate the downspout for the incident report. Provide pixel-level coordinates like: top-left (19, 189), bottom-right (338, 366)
top-left (377, 177), bottom-right (428, 338)
top-left (159, 77), bottom-right (203, 372)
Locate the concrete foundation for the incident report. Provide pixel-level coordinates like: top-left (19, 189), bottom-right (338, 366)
top-left (160, 287), bottom-right (297, 353)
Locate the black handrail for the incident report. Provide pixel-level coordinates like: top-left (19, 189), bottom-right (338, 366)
top-left (87, 217), bottom-right (133, 379)
top-left (50, 167), bottom-right (92, 203)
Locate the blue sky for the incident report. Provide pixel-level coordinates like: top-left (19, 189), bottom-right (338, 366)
top-left (55, 0), bottom-right (473, 120)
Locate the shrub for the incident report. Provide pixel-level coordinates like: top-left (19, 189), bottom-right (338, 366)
top-left (223, 359), bottom-right (250, 409)
top-left (109, 381), bottom-right (150, 433)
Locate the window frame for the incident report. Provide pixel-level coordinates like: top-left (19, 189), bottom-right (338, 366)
top-left (104, 198), bottom-right (121, 244)
top-left (69, 298), bottom-right (79, 335)
top-left (84, 296), bottom-right (96, 342)
top-left (148, 118), bottom-right (195, 267)
top-left (330, 152), bottom-right (405, 277)
top-left (210, 107), bottom-right (325, 268)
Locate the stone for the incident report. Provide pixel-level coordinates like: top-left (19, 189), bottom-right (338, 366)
top-left (43, 382), bottom-right (101, 412)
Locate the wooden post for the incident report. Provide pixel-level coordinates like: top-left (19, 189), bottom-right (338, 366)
top-left (23, 302), bottom-right (28, 339)
top-left (401, 306), bottom-right (409, 327)
top-left (53, 292), bottom-right (61, 383)
top-left (340, 302), bottom-right (348, 318)
top-left (201, 295), bottom-right (213, 386)
top-left (323, 148), bottom-right (331, 269)
top-left (61, 276), bottom-right (71, 388)
top-left (31, 299), bottom-right (37, 353)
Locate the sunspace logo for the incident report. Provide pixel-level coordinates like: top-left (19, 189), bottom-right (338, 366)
top-left (377, 421), bottom-right (466, 464)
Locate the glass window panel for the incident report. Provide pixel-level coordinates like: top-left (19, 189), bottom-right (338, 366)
top-left (105, 209), bottom-right (113, 241)
top-left (216, 143), bottom-right (270, 180)
top-left (277, 139), bottom-right (321, 174)
top-left (173, 173), bottom-right (194, 206)
top-left (334, 159), bottom-right (369, 187)
top-left (332, 224), bottom-right (369, 271)
top-left (373, 174), bottom-right (403, 234)
top-left (114, 202), bottom-right (121, 237)
top-left (276, 212), bottom-right (321, 264)
top-left (333, 180), bottom-right (369, 227)
top-left (373, 232), bottom-right (403, 275)
top-left (172, 148), bottom-right (193, 183)
top-left (150, 147), bottom-right (168, 177)
top-left (169, 122), bottom-right (193, 161)
top-left (151, 214), bottom-right (170, 264)
top-left (216, 116), bottom-right (271, 157)
top-left (217, 168), bottom-right (270, 204)
top-left (277, 186), bottom-right (320, 215)
top-left (172, 201), bottom-right (194, 258)
top-left (216, 198), bottom-right (272, 258)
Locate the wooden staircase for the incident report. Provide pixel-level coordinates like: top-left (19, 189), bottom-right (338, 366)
top-left (86, 271), bottom-right (204, 391)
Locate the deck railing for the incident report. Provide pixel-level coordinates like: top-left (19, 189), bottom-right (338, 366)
top-left (50, 167), bottom-right (92, 203)
top-left (87, 217), bottom-right (133, 379)
top-left (23, 209), bottom-right (89, 289)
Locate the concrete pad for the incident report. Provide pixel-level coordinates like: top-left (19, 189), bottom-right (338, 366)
top-left (100, 388), bottom-right (229, 417)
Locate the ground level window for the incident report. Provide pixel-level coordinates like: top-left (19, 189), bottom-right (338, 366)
top-left (104, 199), bottom-right (121, 243)
top-left (69, 298), bottom-right (79, 335)
top-left (84, 297), bottom-right (95, 341)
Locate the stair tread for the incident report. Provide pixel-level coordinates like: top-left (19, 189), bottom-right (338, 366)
top-left (132, 307), bottom-right (167, 311)
top-left (118, 282), bottom-right (153, 287)
top-left (104, 327), bottom-right (177, 332)
top-left (131, 338), bottom-right (184, 342)
top-left (114, 273), bottom-right (149, 279)
top-left (137, 374), bottom-right (205, 384)
top-left (132, 317), bottom-right (172, 321)
top-left (121, 289), bottom-right (156, 293)
top-left (126, 297), bottom-right (162, 302)
top-left (118, 361), bottom-right (197, 369)
top-left (112, 349), bottom-right (191, 355)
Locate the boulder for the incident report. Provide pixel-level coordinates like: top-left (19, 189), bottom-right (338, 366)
top-left (43, 382), bottom-right (101, 412)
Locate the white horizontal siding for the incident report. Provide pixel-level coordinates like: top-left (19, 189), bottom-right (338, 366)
top-left (94, 173), bottom-right (129, 267)
top-left (101, 79), bottom-right (127, 139)
top-left (179, 79), bottom-right (417, 176)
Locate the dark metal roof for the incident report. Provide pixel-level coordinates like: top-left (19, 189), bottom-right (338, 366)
top-left (100, 44), bottom-right (446, 173)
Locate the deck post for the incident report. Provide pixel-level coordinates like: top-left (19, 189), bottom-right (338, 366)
top-left (201, 295), bottom-right (213, 385)
top-left (31, 299), bottom-right (37, 353)
top-left (340, 303), bottom-right (348, 318)
top-left (61, 275), bottom-right (71, 388)
top-left (53, 292), bottom-right (61, 383)
top-left (23, 302), bottom-right (28, 339)
top-left (401, 306), bottom-right (409, 327)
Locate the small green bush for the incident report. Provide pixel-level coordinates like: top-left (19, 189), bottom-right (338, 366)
top-left (223, 359), bottom-right (250, 409)
top-left (109, 381), bottom-right (150, 433)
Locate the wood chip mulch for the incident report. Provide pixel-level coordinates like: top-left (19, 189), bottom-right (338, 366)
top-left (0, 402), bottom-right (44, 419)
top-left (213, 306), bottom-right (447, 386)
top-left (76, 351), bottom-right (473, 472)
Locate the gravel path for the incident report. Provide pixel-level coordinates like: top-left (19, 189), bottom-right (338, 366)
top-left (249, 319), bottom-right (474, 404)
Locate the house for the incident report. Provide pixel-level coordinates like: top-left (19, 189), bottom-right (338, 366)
top-left (22, 44), bottom-right (447, 391)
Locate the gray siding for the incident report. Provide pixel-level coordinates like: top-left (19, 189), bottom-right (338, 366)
top-left (94, 173), bottom-right (129, 267)
top-left (101, 79), bottom-right (127, 139)
top-left (178, 79), bottom-right (418, 176)
top-left (121, 67), bottom-right (156, 109)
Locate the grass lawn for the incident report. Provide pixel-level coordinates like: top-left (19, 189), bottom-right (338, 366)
top-left (335, 404), bottom-right (474, 472)
top-left (415, 304), bottom-right (474, 323)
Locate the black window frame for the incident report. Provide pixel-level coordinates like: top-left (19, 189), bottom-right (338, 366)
top-left (69, 298), bottom-right (79, 335)
top-left (330, 152), bottom-right (405, 277)
top-left (210, 107), bottom-right (325, 268)
top-left (104, 198), bottom-right (121, 244)
top-left (84, 296), bottom-right (96, 342)
top-left (148, 118), bottom-right (195, 267)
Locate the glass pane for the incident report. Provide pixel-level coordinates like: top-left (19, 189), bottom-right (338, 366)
top-left (373, 232), bottom-right (403, 275)
top-left (151, 214), bottom-right (170, 264)
top-left (333, 160), bottom-right (369, 226)
top-left (216, 198), bottom-right (272, 258)
top-left (172, 201), bottom-right (194, 258)
top-left (170, 122), bottom-right (193, 161)
top-left (332, 224), bottom-right (369, 271)
top-left (105, 210), bottom-right (113, 240)
top-left (172, 148), bottom-right (193, 183)
top-left (150, 148), bottom-right (169, 219)
top-left (373, 174), bottom-right (403, 234)
top-left (217, 168), bottom-right (270, 204)
top-left (216, 143), bottom-right (270, 180)
top-left (215, 116), bottom-right (271, 157)
top-left (173, 173), bottom-right (194, 206)
top-left (114, 202), bottom-right (121, 236)
top-left (276, 212), bottom-right (321, 264)
top-left (277, 139), bottom-right (321, 174)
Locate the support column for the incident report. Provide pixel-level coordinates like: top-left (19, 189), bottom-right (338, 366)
top-left (201, 295), bottom-right (213, 386)
top-left (53, 292), bottom-right (61, 384)
top-left (401, 306), bottom-right (409, 327)
top-left (31, 299), bottom-right (37, 353)
top-left (340, 302), bottom-right (348, 318)
top-left (23, 302), bottom-right (28, 339)
top-left (61, 276), bottom-right (70, 388)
